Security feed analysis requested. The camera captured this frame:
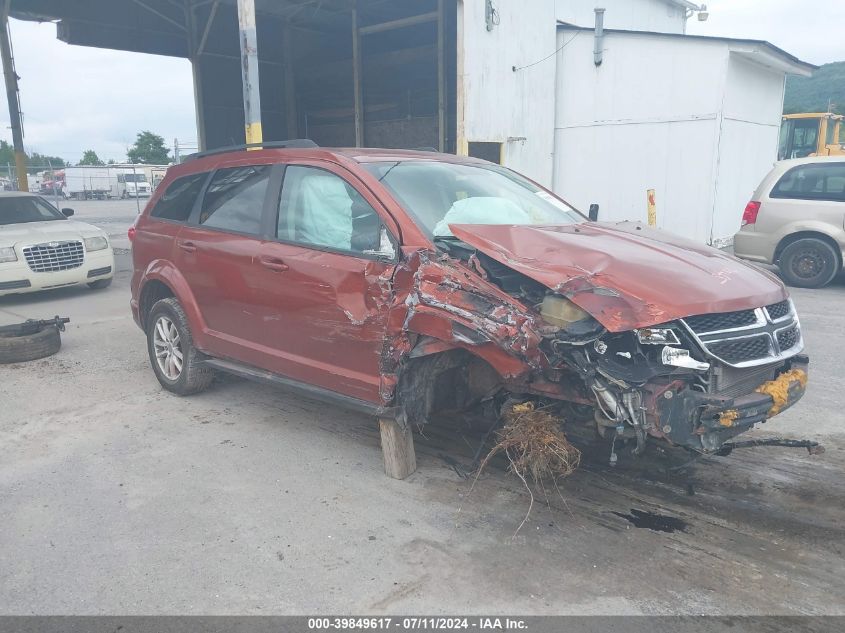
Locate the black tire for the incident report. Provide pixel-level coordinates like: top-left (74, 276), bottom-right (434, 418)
top-left (0, 324), bottom-right (62, 364)
top-left (778, 238), bottom-right (839, 289)
top-left (87, 278), bottom-right (113, 290)
top-left (146, 297), bottom-right (214, 395)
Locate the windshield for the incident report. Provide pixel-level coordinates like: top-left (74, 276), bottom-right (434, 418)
top-left (363, 161), bottom-right (583, 238)
top-left (0, 196), bottom-right (66, 225)
top-left (123, 174), bottom-right (148, 183)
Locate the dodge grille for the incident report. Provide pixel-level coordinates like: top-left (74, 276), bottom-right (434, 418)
top-left (681, 300), bottom-right (803, 368)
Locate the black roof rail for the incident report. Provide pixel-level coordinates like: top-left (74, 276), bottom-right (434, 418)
top-left (183, 139), bottom-right (319, 162)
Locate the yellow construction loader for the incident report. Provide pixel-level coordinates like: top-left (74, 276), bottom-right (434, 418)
top-left (778, 113), bottom-right (845, 160)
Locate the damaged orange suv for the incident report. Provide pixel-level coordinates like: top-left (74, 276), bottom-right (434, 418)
top-left (130, 142), bottom-right (809, 464)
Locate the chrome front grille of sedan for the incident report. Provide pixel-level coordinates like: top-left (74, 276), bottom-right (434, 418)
top-left (680, 299), bottom-right (803, 368)
top-left (22, 240), bottom-right (85, 273)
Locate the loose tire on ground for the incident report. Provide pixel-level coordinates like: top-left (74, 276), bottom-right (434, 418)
top-left (146, 297), bottom-right (214, 396)
top-left (778, 238), bottom-right (839, 289)
top-left (0, 324), bottom-right (62, 364)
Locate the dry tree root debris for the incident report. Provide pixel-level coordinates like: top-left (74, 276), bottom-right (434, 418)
top-left (471, 401), bottom-right (581, 536)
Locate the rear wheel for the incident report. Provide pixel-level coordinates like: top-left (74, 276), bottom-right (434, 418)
top-left (146, 297), bottom-right (214, 395)
top-left (778, 238), bottom-right (839, 289)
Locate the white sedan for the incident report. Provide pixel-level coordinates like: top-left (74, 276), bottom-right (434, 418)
top-left (0, 192), bottom-right (114, 296)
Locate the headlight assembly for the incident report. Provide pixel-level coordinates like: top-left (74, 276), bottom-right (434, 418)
top-left (0, 246), bottom-right (17, 262)
top-left (84, 236), bottom-right (109, 252)
top-left (637, 327), bottom-right (680, 345)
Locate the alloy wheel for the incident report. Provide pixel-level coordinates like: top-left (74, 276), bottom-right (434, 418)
top-left (153, 316), bottom-right (183, 380)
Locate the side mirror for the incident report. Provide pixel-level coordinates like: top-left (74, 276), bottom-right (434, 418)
top-left (362, 226), bottom-right (397, 262)
top-left (61, 208), bottom-right (75, 217)
top-left (588, 203), bottom-right (599, 222)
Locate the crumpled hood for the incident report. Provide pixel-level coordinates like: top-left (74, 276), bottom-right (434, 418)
top-left (449, 221), bottom-right (788, 332)
top-left (0, 219), bottom-right (105, 246)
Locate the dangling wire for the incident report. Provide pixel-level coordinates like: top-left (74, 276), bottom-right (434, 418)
top-left (512, 31), bottom-right (581, 72)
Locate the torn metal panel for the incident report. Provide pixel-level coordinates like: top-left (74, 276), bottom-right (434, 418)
top-left (449, 221), bottom-right (788, 332)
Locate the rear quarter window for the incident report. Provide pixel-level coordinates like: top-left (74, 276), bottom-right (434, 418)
top-left (150, 172), bottom-right (208, 222)
top-left (771, 163), bottom-right (845, 203)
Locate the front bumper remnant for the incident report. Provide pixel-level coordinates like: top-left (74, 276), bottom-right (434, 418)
top-left (654, 355), bottom-right (809, 453)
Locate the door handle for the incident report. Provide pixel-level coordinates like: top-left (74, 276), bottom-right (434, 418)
top-left (259, 256), bottom-right (289, 272)
top-left (177, 240), bottom-right (197, 253)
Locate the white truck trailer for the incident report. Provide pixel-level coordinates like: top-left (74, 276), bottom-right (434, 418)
top-left (64, 166), bottom-right (112, 200)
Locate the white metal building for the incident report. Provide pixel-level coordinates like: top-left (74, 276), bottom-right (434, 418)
top-left (457, 0), bottom-right (815, 246)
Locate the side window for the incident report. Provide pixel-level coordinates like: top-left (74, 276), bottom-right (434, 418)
top-left (150, 173), bottom-right (208, 222)
top-left (772, 164), bottom-right (845, 203)
top-left (199, 165), bottom-right (271, 235)
top-left (277, 165), bottom-right (381, 253)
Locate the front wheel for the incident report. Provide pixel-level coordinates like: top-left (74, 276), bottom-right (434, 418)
top-left (778, 238), bottom-right (839, 289)
top-left (146, 297), bottom-right (214, 395)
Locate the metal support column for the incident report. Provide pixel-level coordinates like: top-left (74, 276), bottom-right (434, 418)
top-left (0, 2), bottom-right (27, 191)
top-left (283, 22), bottom-right (297, 138)
top-left (437, 0), bottom-right (446, 152)
top-left (352, 1), bottom-right (363, 147)
top-left (237, 0), bottom-right (263, 146)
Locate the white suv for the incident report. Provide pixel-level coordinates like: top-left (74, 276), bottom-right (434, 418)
top-left (0, 192), bottom-right (115, 296)
top-left (734, 157), bottom-right (845, 288)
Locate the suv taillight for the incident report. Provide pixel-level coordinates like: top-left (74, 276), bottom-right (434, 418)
top-left (742, 201), bottom-right (761, 226)
top-left (128, 225), bottom-right (137, 242)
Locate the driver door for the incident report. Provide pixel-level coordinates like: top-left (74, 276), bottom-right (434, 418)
top-left (251, 162), bottom-right (400, 403)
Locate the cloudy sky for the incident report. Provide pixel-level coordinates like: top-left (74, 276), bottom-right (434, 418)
top-left (1, 19), bottom-right (195, 165)
top-left (1, 1), bottom-right (841, 164)
top-left (686, 0), bottom-right (844, 64)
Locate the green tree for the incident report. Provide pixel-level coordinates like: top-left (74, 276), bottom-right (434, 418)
top-left (78, 150), bottom-right (104, 166)
top-left (0, 140), bottom-right (66, 170)
top-left (29, 152), bottom-right (65, 168)
top-left (0, 140), bottom-right (14, 165)
top-left (785, 61), bottom-right (845, 115)
top-left (126, 131), bottom-right (170, 164)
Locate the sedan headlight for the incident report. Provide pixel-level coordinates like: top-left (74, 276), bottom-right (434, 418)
top-left (84, 236), bottom-right (109, 252)
top-left (0, 246), bottom-right (17, 262)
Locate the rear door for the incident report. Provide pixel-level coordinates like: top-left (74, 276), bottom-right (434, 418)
top-left (251, 162), bottom-right (400, 403)
top-left (174, 163), bottom-right (277, 359)
top-left (762, 162), bottom-right (845, 237)
top-left (134, 171), bottom-right (208, 281)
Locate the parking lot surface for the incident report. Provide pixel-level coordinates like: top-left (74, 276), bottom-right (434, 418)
top-left (1, 201), bottom-right (844, 615)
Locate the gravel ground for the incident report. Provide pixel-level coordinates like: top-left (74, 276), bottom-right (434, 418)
top-left (1, 201), bottom-right (844, 615)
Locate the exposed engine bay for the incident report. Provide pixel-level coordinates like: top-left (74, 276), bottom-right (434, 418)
top-left (395, 234), bottom-right (812, 465)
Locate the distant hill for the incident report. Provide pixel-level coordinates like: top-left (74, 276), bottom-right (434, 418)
top-left (784, 61), bottom-right (845, 115)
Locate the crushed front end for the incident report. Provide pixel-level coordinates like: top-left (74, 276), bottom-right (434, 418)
top-left (537, 295), bottom-right (809, 456)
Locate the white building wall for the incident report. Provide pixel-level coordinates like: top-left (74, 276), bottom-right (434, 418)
top-left (709, 55), bottom-right (787, 245)
top-left (553, 30), bottom-right (727, 243)
top-left (552, 30), bottom-right (795, 245)
top-left (555, 0), bottom-right (687, 34)
top-left (458, 0), bottom-right (557, 185)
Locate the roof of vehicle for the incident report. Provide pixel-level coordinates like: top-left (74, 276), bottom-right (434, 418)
top-left (775, 156), bottom-right (845, 169)
top-left (170, 145), bottom-right (490, 181)
top-left (183, 145), bottom-right (484, 164)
